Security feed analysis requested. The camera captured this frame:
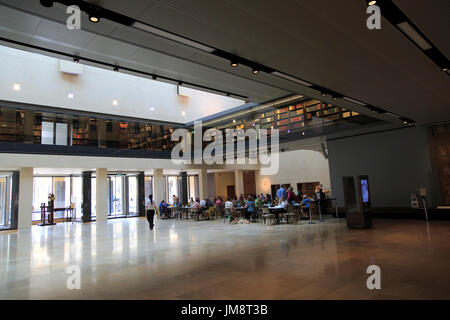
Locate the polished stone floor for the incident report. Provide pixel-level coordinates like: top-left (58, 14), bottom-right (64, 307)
top-left (0, 217), bottom-right (449, 300)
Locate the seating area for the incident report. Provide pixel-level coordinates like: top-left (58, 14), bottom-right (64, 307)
top-left (154, 185), bottom-right (330, 226)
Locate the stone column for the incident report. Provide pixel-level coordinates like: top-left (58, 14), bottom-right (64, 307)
top-left (234, 169), bottom-right (244, 198)
top-left (18, 167), bottom-right (33, 230)
top-left (153, 169), bottom-right (165, 205)
top-left (95, 168), bottom-right (108, 222)
top-left (198, 168), bottom-right (208, 200)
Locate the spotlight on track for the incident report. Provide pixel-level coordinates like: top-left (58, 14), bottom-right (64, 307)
top-left (113, 66), bottom-right (119, 72)
top-left (89, 14), bottom-right (100, 23)
top-left (73, 57), bottom-right (79, 63)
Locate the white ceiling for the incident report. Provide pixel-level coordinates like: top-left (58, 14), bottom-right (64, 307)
top-left (0, 0), bottom-right (448, 125)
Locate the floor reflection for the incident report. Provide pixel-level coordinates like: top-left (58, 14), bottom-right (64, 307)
top-left (0, 217), bottom-right (449, 299)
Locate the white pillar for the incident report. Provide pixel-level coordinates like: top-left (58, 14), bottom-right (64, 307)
top-left (153, 169), bottom-right (165, 205)
top-left (96, 168), bottom-right (108, 222)
top-left (18, 167), bottom-right (33, 230)
top-left (235, 169), bottom-right (244, 197)
top-left (199, 168), bottom-right (208, 200)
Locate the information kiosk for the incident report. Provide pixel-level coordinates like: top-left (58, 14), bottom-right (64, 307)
top-left (342, 175), bottom-right (372, 229)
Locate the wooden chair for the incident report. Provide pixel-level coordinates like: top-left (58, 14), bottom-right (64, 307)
top-left (262, 207), bottom-right (276, 225)
top-left (286, 204), bottom-right (298, 224)
top-left (189, 207), bottom-right (199, 220)
top-left (224, 207), bottom-right (233, 224)
top-left (309, 202), bottom-right (318, 220)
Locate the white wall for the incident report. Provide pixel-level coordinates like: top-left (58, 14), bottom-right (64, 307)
top-left (0, 45), bottom-right (244, 123)
top-left (256, 149), bottom-right (330, 194)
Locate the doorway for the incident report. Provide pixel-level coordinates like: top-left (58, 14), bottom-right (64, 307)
top-left (0, 174), bottom-right (12, 229)
top-left (227, 185), bottom-right (235, 199)
top-left (107, 174), bottom-right (139, 218)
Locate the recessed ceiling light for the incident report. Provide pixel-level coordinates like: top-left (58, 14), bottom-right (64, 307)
top-left (181, 110), bottom-right (186, 116)
top-left (368, 1), bottom-right (377, 5)
top-left (13, 83), bottom-right (20, 91)
top-left (321, 92), bottom-right (326, 97)
top-left (252, 69), bottom-right (260, 74)
top-left (150, 106), bottom-right (155, 111)
top-left (89, 15), bottom-right (100, 23)
top-left (233, 119), bottom-right (236, 124)
top-left (112, 99), bottom-right (118, 106)
top-left (231, 62), bottom-right (238, 67)
top-left (68, 92), bottom-right (74, 99)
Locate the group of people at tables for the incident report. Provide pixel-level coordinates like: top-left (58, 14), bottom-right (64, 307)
top-left (155, 184), bottom-right (326, 223)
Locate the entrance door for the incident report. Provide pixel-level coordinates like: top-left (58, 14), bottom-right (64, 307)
top-left (109, 175), bottom-right (124, 216)
top-left (0, 175), bottom-right (11, 228)
top-left (127, 175), bottom-right (138, 215)
top-left (227, 185), bottom-right (235, 199)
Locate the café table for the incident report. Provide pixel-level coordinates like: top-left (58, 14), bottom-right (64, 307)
top-left (234, 207), bottom-right (248, 220)
top-left (268, 205), bottom-right (287, 224)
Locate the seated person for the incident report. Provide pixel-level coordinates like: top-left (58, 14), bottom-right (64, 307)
top-left (244, 196), bottom-right (256, 221)
top-left (225, 198), bottom-right (233, 209)
top-left (159, 200), bottom-right (170, 219)
top-left (188, 198), bottom-right (194, 207)
top-left (232, 196), bottom-right (240, 207)
top-left (255, 196), bottom-right (263, 208)
top-left (205, 198), bottom-right (214, 208)
top-left (192, 198), bottom-right (202, 209)
top-left (200, 199), bottom-right (206, 207)
top-left (301, 195), bottom-right (311, 218)
top-left (215, 197), bottom-right (223, 208)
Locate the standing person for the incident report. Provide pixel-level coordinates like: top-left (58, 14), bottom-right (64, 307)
top-left (287, 187), bottom-right (297, 203)
top-left (276, 185), bottom-right (287, 201)
top-left (146, 194), bottom-right (156, 230)
top-left (266, 193), bottom-right (272, 205)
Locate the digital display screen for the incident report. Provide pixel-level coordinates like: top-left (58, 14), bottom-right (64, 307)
top-left (361, 179), bottom-right (369, 203)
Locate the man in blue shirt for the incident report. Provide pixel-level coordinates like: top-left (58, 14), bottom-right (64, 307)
top-left (276, 185), bottom-right (287, 201)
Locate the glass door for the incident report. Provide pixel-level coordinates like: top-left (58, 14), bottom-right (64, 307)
top-left (127, 175), bottom-right (138, 215)
top-left (0, 174), bottom-right (12, 228)
top-left (109, 175), bottom-right (124, 217)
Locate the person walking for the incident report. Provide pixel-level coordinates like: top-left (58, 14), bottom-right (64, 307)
top-left (146, 194), bottom-right (156, 230)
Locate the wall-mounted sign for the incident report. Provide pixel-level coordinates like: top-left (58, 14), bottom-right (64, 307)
top-left (410, 193), bottom-right (419, 209)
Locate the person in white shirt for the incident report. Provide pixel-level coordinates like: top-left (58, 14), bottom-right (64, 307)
top-left (145, 194), bottom-right (156, 230)
top-left (224, 198), bottom-right (233, 209)
top-left (279, 197), bottom-right (289, 208)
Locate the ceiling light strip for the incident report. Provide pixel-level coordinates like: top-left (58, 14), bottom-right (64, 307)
top-left (372, 0), bottom-right (449, 72)
top-left (271, 71), bottom-right (313, 87)
top-left (132, 22), bottom-right (215, 53)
